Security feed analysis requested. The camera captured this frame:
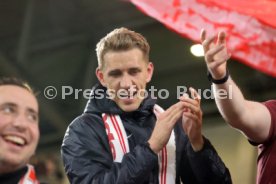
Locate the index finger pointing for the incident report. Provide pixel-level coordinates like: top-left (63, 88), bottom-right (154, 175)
top-left (200, 29), bottom-right (206, 43)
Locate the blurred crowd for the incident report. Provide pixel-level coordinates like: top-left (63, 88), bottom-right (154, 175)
top-left (30, 154), bottom-right (68, 184)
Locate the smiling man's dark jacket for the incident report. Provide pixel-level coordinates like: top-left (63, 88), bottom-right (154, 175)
top-left (61, 83), bottom-right (232, 184)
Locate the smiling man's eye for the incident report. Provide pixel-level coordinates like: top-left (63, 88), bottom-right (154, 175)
top-left (108, 70), bottom-right (122, 77)
top-left (1, 105), bottom-right (15, 114)
top-left (4, 107), bottom-right (12, 113)
top-left (129, 68), bottom-right (141, 75)
top-left (27, 113), bottom-right (38, 122)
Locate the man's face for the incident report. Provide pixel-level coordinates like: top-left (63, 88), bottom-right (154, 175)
top-left (0, 85), bottom-right (39, 173)
top-left (97, 48), bottom-right (154, 112)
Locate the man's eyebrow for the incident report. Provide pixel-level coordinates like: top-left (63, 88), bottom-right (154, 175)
top-left (0, 102), bottom-right (17, 108)
top-left (26, 107), bottom-right (38, 115)
top-left (129, 67), bottom-right (141, 72)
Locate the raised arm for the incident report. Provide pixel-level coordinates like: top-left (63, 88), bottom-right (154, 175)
top-left (200, 29), bottom-right (271, 143)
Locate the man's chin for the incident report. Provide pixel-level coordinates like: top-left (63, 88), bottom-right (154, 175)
top-left (118, 102), bottom-right (141, 112)
top-left (0, 156), bottom-right (27, 172)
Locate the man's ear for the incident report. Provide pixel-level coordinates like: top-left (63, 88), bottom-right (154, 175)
top-left (96, 67), bottom-right (106, 87)
top-left (146, 62), bottom-right (154, 83)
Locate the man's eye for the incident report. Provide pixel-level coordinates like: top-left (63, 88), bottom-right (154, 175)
top-left (27, 113), bottom-right (38, 122)
top-left (111, 73), bottom-right (121, 77)
top-left (129, 68), bottom-right (141, 76)
top-left (109, 71), bottom-right (122, 77)
top-left (2, 106), bottom-right (14, 114)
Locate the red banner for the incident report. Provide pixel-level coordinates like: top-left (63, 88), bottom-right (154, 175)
top-left (198, 0), bottom-right (276, 28)
top-left (129, 0), bottom-right (276, 77)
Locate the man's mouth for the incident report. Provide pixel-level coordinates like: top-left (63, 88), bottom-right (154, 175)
top-left (3, 135), bottom-right (26, 146)
top-left (119, 91), bottom-right (138, 99)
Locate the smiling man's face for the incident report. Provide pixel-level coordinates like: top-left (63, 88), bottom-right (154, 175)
top-left (0, 85), bottom-right (39, 173)
top-left (96, 48), bottom-right (153, 112)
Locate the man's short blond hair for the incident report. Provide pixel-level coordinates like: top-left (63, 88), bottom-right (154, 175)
top-left (96, 27), bottom-right (150, 69)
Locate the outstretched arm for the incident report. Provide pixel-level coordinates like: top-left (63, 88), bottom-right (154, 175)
top-left (200, 29), bottom-right (271, 143)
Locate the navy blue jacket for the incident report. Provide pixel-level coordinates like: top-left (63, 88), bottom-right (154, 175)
top-left (61, 84), bottom-right (232, 184)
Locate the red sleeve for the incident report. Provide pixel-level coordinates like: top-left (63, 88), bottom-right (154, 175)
top-left (263, 100), bottom-right (276, 143)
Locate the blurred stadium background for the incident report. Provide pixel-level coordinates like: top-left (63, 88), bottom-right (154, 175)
top-left (1, 1), bottom-right (275, 183)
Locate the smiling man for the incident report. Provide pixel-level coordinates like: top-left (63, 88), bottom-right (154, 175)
top-left (61, 27), bottom-right (232, 184)
top-left (0, 77), bottom-right (40, 184)
top-left (96, 47), bottom-right (153, 112)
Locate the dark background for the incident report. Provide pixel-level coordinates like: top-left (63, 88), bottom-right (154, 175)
top-left (1, 0), bottom-right (275, 152)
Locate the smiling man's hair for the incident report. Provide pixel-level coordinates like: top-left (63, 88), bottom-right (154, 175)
top-left (0, 77), bottom-right (34, 94)
top-left (96, 27), bottom-right (150, 70)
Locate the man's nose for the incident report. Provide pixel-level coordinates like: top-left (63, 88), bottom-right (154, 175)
top-left (120, 75), bottom-right (132, 88)
top-left (12, 114), bottom-right (27, 131)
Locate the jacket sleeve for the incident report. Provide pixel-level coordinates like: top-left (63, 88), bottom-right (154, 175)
top-left (182, 137), bottom-right (232, 184)
top-left (61, 115), bottom-right (158, 184)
